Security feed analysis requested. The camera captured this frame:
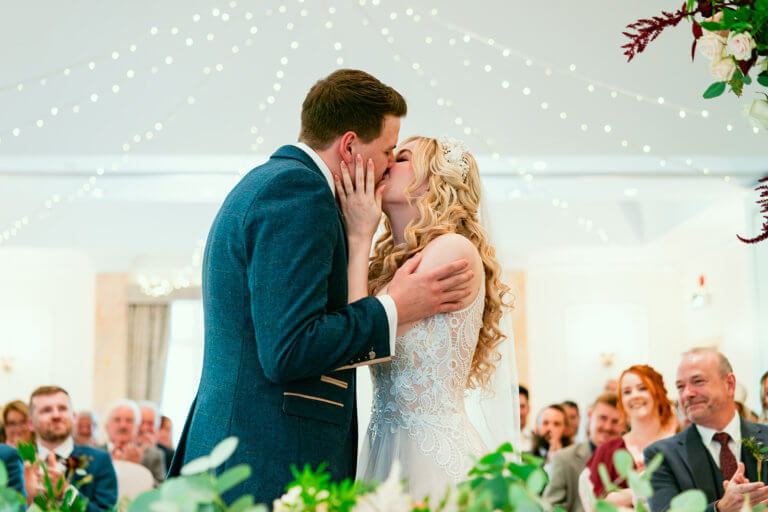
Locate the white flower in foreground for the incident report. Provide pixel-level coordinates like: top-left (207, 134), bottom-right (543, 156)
top-left (698, 33), bottom-right (726, 61)
top-left (273, 485), bottom-right (303, 512)
top-left (711, 57), bottom-right (737, 81)
top-left (353, 461), bottom-right (412, 512)
top-left (726, 32), bottom-right (756, 61)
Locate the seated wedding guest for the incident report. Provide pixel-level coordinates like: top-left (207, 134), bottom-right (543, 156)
top-left (645, 349), bottom-right (768, 512)
top-left (604, 379), bottom-right (619, 395)
top-left (520, 385), bottom-right (534, 452)
top-left (102, 399), bottom-right (166, 484)
top-left (74, 410), bottom-right (99, 447)
top-left (760, 370), bottom-right (768, 424)
top-left (2, 400), bottom-right (35, 447)
top-left (532, 404), bottom-right (572, 470)
top-left (586, 365), bottom-right (675, 507)
top-left (563, 400), bottom-right (582, 441)
top-left (157, 415), bottom-right (173, 450)
top-left (0, 443), bottom-right (25, 497)
top-left (544, 393), bottom-right (623, 512)
top-left (26, 386), bottom-right (117, 511)
top-left (138, 401), bottom-right (174, 473)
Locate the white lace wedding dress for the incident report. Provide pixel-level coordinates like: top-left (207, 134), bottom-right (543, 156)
top-left (356, 282), bottom-right (488, 501)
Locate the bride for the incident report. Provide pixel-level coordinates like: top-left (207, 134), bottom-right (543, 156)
top-left (334, 136), bottom-right (518, 501)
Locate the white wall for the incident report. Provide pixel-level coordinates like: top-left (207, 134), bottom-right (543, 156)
top-left (522, 195), bottom-right (764, 422)
top-left (0, 248), bottom-right (95, 410)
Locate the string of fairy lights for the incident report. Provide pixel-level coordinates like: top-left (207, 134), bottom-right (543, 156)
top-left (2, 0), bottom-right (760, 292)
top-left (362, 0), bottom-right (757, 187)
top-left (354, 1), bottom-right (618, 242)
top-left (0, 0), bottom-right (306, 297)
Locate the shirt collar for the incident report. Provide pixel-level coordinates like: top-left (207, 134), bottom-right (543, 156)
top-left (37, 436), bottom-right (75, 461)
top-left (696, 410), bottom-right (741, 447)
top-left (292, 142), bottom-right (336, 198)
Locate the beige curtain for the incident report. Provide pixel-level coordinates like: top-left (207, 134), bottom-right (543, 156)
top-left (126, 304), bottom-right (170, 403)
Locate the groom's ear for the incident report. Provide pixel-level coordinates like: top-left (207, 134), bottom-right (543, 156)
top-left (337, 131), bottom-right (357, 164)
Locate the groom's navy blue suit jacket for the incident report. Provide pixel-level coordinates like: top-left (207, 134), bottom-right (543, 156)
top-left (168, 145), bottom-right (391, 504)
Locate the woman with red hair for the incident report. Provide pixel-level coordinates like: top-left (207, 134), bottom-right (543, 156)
top-left (585, 365), bottom-right (676, 507)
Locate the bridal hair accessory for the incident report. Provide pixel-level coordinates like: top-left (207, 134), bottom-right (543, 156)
top-left (438, 136), bottom-right (471, 180)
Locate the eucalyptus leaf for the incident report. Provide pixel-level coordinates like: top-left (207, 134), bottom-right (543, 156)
top-left (758, 73), bottom-right (768, 87)
top-left (597, 463), bottom-right (612, 492)
top-left (646, 453), bottom-right (664, 475)
top-left (613, 450), bottom-right (634, 478)
top-left (127, 488), bottom-right (162, 512)
top-left (149, 500), bottom-right (181, 512)
top-left (628, 472), bottom-right (654, 499)
top-left (526, 468), bottom-right (548, 494)
top-left (180, 456), bottom-right (212, 476)
top-left (669, 489), bottom-right (708, 512)
top-left (0, 462), bottom-right (7, 488)
top-left (214, 464), bottom-right (252, 494)
top-left (595, 500), bottom-right (619, 512)
top-left (228, 495), bottom-right (255, 512)
top-left (703, 81), bottom-right (727, 99)
top-left (208, 437), bottom-right (239, 468)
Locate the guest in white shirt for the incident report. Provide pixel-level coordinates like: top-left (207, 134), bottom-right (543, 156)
top-left (26, 386), bottom-right (117, 511)
top-left (645, 348), bottom-right (768, 512)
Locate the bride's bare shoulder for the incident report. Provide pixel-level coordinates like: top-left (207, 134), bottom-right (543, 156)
top-left (418, 233), bottom-right (482, 273)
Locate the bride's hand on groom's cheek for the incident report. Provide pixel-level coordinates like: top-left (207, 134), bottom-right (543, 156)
top-left (335, 154), bottom-right (384, 243)
top-left (388, 253), bottom-right (474, 325)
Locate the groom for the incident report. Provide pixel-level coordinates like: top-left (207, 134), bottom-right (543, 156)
top-left (168, 69), bottom-right (475, 503)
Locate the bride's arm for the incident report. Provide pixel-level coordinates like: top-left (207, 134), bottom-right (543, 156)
top-left (334, 155), bottom-right (384, 303)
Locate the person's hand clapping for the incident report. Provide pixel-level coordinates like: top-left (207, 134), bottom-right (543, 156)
top-left (716, 463), bottom-right (768, 512)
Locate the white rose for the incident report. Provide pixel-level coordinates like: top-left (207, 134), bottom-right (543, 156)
top-left (748, 99), bottom-right (768, 130)
top-left (726, 32), bottom-right (756, 61)
top-left (711, 57), bottom-right (737, 81)
top-left (698, 33), bottom-right (726, 61)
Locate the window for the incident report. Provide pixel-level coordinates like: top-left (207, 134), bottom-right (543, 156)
top-left (159, 300), bottom-right (204, 447)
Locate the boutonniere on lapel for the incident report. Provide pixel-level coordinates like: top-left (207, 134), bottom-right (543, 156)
top-left (741, 437), bottom-right (768, 482)
top-left (62, 454), bottom-right (93, 486)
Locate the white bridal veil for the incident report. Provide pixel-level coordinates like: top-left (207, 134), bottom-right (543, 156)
top-left (463, 181), bottom-right (522, 456)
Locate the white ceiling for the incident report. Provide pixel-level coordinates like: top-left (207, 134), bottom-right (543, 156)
top-left (0, 0), bottom-right (766, 273)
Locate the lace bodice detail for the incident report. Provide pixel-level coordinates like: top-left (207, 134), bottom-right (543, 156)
top-left (368, 282), bottom-right (486, 480)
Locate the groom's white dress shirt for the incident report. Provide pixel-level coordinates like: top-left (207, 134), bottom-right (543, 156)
top-left (294, 142), bottom-right (398, 356)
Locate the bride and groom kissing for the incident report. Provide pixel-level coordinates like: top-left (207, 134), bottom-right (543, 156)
top-left (168, 69), bottom-right (516, 504)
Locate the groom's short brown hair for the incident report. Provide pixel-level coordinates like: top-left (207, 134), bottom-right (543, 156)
top-left (299, 69), bottom-right (407, 150)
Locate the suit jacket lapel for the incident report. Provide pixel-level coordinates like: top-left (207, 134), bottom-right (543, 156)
top-left (684, 426), bottom-right (723, 501)
top-left (271, 145), bottom-right (348, 260)
top-left (740, 418), bottom-right (760, 482)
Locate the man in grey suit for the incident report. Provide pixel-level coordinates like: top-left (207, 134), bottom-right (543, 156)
top-left (544, 393), bottom-right (623, 512)
top-left (645, 348), bottom-right (768, 512)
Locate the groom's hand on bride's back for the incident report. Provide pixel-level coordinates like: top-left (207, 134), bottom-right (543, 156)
top-left (387, 252), bottom-right (474, 325)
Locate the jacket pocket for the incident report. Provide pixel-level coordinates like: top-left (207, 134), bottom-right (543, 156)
top-left (282, 392), bottom-right (345, 426)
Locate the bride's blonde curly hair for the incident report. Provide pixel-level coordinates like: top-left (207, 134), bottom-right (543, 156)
top-left (368, 136), bottom-right (511, 391)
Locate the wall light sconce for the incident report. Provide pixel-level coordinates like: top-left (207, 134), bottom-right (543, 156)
top-left (691, 275), bottom-right (711, 309)
top-left (1, 356), bottom-right (14, 373)
top-left (600, 352), bottom-right (615, 367)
